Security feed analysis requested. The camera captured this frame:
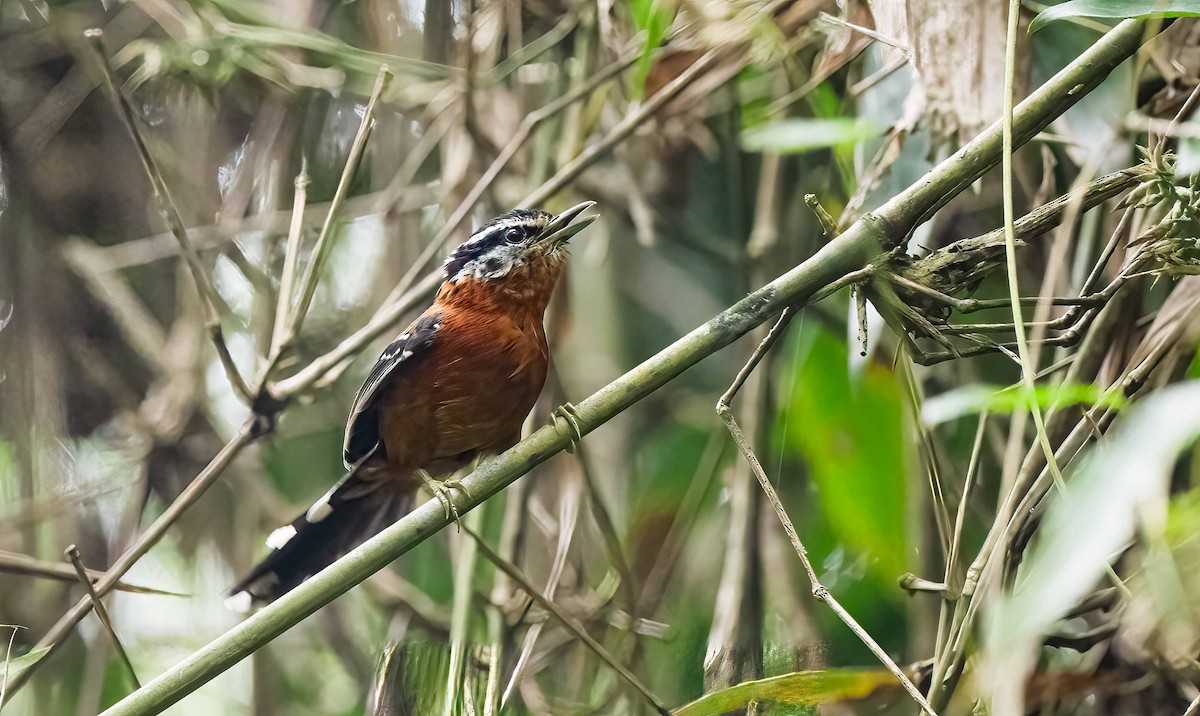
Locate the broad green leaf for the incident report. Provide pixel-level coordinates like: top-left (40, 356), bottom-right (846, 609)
top-left (1030, 0), bottom-right (1200, 33)
top-left (741, 118), bottom-right (878, 154)
top-left (920, 382), bottom-right (1125, 426)
top-left (783, 329), bottom-right (909, 582)
top-left (983, 383), bottom-right (1200, 712)
top-left (673, 668), bottom-right (896, 715)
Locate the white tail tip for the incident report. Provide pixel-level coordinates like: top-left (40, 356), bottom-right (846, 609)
top-left (224, 591), bottom-right (253, 614)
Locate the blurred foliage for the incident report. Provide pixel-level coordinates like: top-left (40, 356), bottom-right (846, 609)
top-left (740, 117), bottom-right (879, 154)
top-left (673, 667), bottom-right (897, 715)
top-left (784, 327), bottom-right (909, 584)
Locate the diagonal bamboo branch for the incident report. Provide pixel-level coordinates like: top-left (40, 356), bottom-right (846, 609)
top-left (98, 18), bottom-right (1157, 716)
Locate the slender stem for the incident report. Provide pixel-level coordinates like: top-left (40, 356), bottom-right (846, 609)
top-left (0, 550), bottom-right (176, 595)
top-left (268, 271), bottom-right (442, 399)
top-left (65, 546), bottom-right (141, 690)
top-left (287, 66), bottom-right (389, 342)
top-left (519, 50), bottom-right (721, 209)
top-left (8, 422), bottom-right (259, 695)
top-left (85, 28), bottom-right (252, 403)
top-left (999, 0), bottom-right (1066, 502)
top-left (499, 485), bottom-right (579, 707)
top-left (268, 162), bottom-right (310, 361)
top-left (444, 509), bottom-right (482, 715)
top-left (465, 525), bottom-right (669, 716)
top-left (715, 408), bottom-right (937, 716)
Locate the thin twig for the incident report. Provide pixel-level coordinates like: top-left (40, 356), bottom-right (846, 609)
top-left (817, 11), bottom-right (909, 52)
top-left (0, 550), bottom-right (178, 596)
top-left (65, 546), bottom-right (141, 689)
top-left (715, 406), bottom-right (937, 715)
top-left (483, 476), bottom-right (529, 716)
top-left (574, 445), bottom-right (637, 604)
top-left (7, 421), bottom-right (259, 695)
top-left (500, 483), bottom-right (580, 707)
top-left (519, 50), bottom-right (722, 209)
top-left (268, 160), bottom-right (311, 361)
top-left (716, 355), bottom-right (938, 715)
top-left (96, 185), bottom-right (438, 270)
top-left (85, 28), bottom-right (253, 403)
top-left (445, 509), bottom-right (483, 714)
top-left (1183, 693), bottom-right (1200, 716)
top-left (464, 525), bottom-right (670, 716)
top-left (268, 271), bottom-right (441, 399)
top-left (286, 66), bottom-right (390, 342)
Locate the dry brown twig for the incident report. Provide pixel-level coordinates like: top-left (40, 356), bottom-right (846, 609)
top-left (712, 197), bottom-right (939, 716)
top-left (0, 550), bottom-right (176, 596)
top-left (463, 525), bottom-right (671, 716)
top-left (85, 28), bottom-right (253, 403)
top-left (64, 546), bottom-right (141, 689)
top-left (6, 421), bottom-right (258, 695)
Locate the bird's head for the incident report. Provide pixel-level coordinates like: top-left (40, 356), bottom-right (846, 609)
top-left (441, 202), bottom-right (597, 295)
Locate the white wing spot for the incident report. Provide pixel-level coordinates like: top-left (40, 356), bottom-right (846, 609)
top-left (401, 350), bottom-right (413, 359)
top-left (224, 591), bottom-right (253, 614)
top-left (266, 524), bottom-right (297, 549)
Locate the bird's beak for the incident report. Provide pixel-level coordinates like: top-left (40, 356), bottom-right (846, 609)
top-left (537, 201), bottom-right (597, 246)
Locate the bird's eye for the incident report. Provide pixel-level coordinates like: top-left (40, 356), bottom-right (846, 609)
top-left (504, 228), bottom-right (523, 244)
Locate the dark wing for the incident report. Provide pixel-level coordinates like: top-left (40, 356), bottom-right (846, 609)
top-left (342, 313), bottom-right (441, 467)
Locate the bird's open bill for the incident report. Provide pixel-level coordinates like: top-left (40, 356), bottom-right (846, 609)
top-left (538, 201), bottom-right (597, 246)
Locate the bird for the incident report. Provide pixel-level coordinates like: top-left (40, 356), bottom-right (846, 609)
top-left (228, 201), bottom-right (597, 608)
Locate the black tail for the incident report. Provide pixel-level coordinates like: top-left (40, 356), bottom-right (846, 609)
top-left (228, 468), bottom-right (415, 609)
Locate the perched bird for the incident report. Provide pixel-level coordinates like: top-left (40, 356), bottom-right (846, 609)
top-left (229, 202), bottom-right (597, 608)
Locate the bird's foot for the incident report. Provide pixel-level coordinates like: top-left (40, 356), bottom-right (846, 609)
top-left (419, 472), bottom-right (467, 529)
top-left (551, 402), bottom-right (585, 454)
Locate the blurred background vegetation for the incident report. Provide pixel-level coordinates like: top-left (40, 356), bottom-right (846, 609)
top-left (3, 0), bottom-right (1200, 714)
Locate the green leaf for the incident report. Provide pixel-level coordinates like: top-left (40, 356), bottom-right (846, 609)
top-left (629, 0), bottom-right (677, 98)
top-left (741, 118), bottom-right (878, 154)
top-left (1, 644), bottom-right (50, 698)
top-left (1030, 0), bottom-right (1200, 33)
top-left (673, 668), bottom-right (896, 715)
top-left (783, 329), bottom-right (909, 582)
top-left (983, 382), bottom-right (1200, 709)
top-left (920, 381), bottom-right (1125, 426)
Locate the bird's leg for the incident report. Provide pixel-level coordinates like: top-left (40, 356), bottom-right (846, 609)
top-left (551, 402), bottom-right (585, 453)
top-left (417, 469), bottom-right (464, 528)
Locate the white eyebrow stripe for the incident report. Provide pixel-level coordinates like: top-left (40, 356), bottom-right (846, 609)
top-left (460, 216), bottom-right (546, 246)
